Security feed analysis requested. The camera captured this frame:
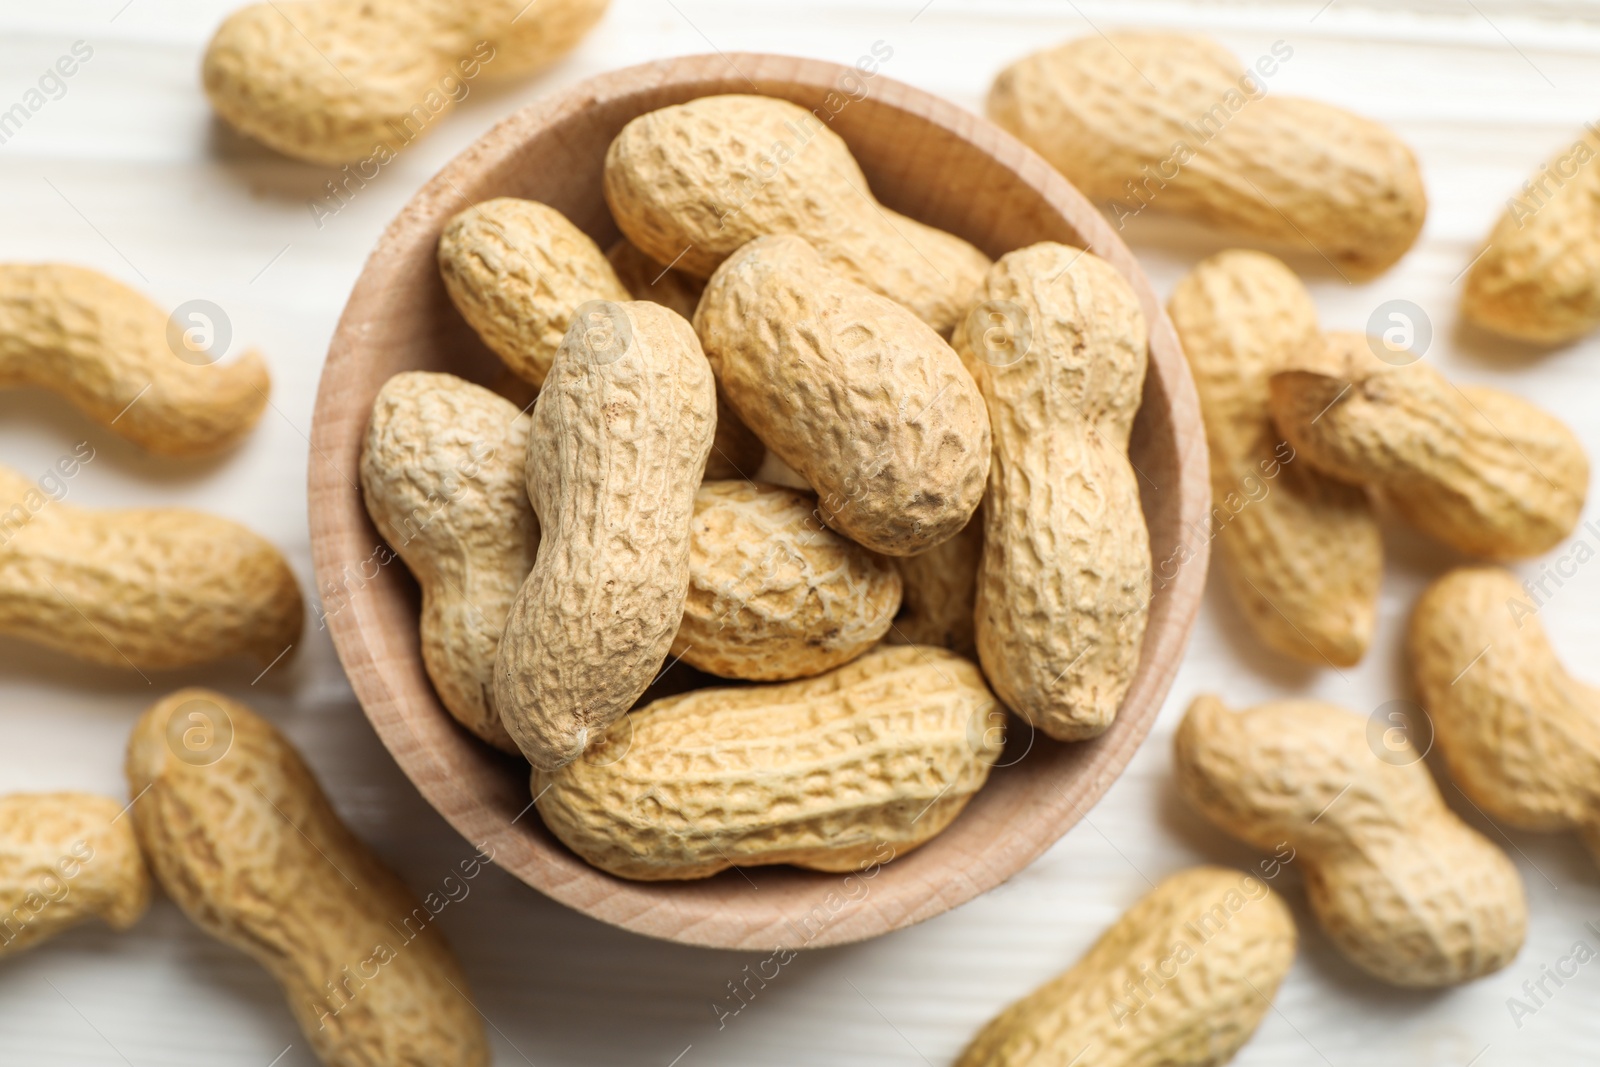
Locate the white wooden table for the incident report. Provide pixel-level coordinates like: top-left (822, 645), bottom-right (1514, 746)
top-left (3, 1), bottom-right (1600, 1064)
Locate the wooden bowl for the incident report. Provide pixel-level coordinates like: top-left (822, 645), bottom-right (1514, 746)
top-left (308, 53), bottom-right (1209, 950)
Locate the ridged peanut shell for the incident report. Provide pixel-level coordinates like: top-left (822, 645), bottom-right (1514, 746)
top-left (126, 689), bottom-right (488, 1066)
top-left (1175, 694), bottom-right (1527, 986)
top-left (955, 243), bottom-right (1151, 741)
top-left (438, 198), bottom-right (630, 386)
top-left (1463, 125), bottom-right (1600, 343)
top-left (0, 465), bottom-right (302, 670)
top-left (674, 480), bottom-right (901, 680)
top-left (1269, 334), bottom-right (1588, 559)
top-left (360, 371), bottom-right (535, 751)
top-left (989, 33), bottom-right (1425, 275)
top-left (1411, 567), bottom-right (1600, 852)
top-left (955, 866), bottom-right (1295, 1067)
top-left (695, 234), bottom-right (990, 557)
top-left (604, 93), bottom-right (991, 333)
top-left (202, 0), bottom-right (610, 164)
top-left (534, 645), bottom-right (1003, 880)
top-left (1168, 250), bottom-right (1380, 666)
top-left (887, 511), bottom-right (982, 660)
top-left (0, 264), bottom-right (268, 456)
top-left (494, 300), bottom-right (715, 770)
top-left (0, 793), bottom-right (150, 958)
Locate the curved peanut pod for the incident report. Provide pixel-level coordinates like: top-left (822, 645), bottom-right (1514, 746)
top-left (0, 793), bottom-right (150, 958)
top-left (989, 33), bottom-right (1425, 276)
top-left (1269, 335), bottom-right (1588, 559)
top-left (695, 235), bottom-right (990, 557)
top-left (534, 646), bottom-right (1003, 880)
top-left (360, 372), bottom-right (535, 751)
top-left (886, 511), bottom-right (982, 660)
top-left (955, 866), bottom-right (1294, 1067)
top-left (1463, 125), bottom-right (1600, 344)
top-left (0, 465), bottom-right (302, 670)
top-left (604, 94), bottom-right (991, 334)
top-left (675, 480), bottom-right (901, 680)
top-left (438, 198), bottom-right (631, 387)
top-left (0, 264), bottom-right (268, 457)
top-left (1168, 250), bottom-right (1380, 667)
top-left (1175, 694), bottom-right (1527, 987)
top-left (495, 301), bottom-right (716, 770)
top-left (202, 0), bottom-right (610, 164)
top-left (955, 243), bottom-right (1151, 741)
top-left (126, 689), bottom-right (488, 1067)
top-left (1411, 567), bottom-right (1600, 856)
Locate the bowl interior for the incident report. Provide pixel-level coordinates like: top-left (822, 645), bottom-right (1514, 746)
top-left (309, 53), bottom-right (1209, 950)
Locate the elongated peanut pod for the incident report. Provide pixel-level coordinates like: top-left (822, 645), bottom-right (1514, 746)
top-left (956, 243), bottom-right (1150, 741)
top-left (360, 372), bottom-right (534, 751)
top-left (1463, 124), bottom-right (1600, 344)
top-left (675, 480), bottom-right (901, 680)
top-left (1168, 250), bottom-right (1381, 666)
top-left (1269, 334), bottom-right (1588, 559)
top-left (534, 646), bottom-right (1003, 880)
top-left (0, 465), bottom-right (302, 670)
top-left (127, 689), bottom-right (488, 1066)
top-left (495, 301), bottom-right (716, 770)
top-left (1411, 567), bottom-right (1600, 858)
top-left (0, 793), bottom-right (150, 958)
top-left (605, 94), bottom-right (991, 334)
top-left (955, 866), bottom-right (1295, 1067)
top-left (695, 235), bottom-right (990, 556)
top-left (0, 264), bottom-right (269, 457)
top-left (438, 198), bottom-right (631, 387)
top-left (203, 0), bottom-right (610, 164)
top-left (1175, 694), bottom-right (1526, 986)
top-left (989, 32), bottom-right (1425, 276)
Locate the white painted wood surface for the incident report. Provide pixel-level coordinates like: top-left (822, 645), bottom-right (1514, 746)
top-left (3, 1), bottom-right (1600, 1064)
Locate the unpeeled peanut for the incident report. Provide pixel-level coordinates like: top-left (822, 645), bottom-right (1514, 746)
top-left (203, 0), bottom-right (610, 164)
top-left (127, 689), bottom-right (488, 1066)
top-left (955, 243), bottom-right (1150, 741)
top-left (494, 301), bottom-right (715, 770)
top-left (0, 264), bottom-right (268, 457)
top-left (954, 866), bottom-right (1294, 1067)
top-left (534, 646), bottom-right (1002, 880)
top-left (0, 464), bottom-right (302, 671)
top-left (0, 792), bottom-right (150, 958)
top-left (1269, 333), bottom-right (1589, 559)
top-left (438, 197), bottom-right (630, 387)
top-left (1411, 566), bottom-right (1600, 860)
top-left (989, 32), bottom-right (1426, 276)
top-left (359, 371), bottom-right (533, 751)
top-left (1175, 694), bottom-right (1526, 986)
top-left (1168, 250), bottom-right (1381, 666)
top-left (604, 94), bottom-right (991, 334)
top-left (695, 235), bottom-right (990, 557)
top-left (674, 480), bottom-right (901, 681)
top-left (887, 512), bottom-right (982, 660)
top-left (1463, 124), bottom-right (1600, 344)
